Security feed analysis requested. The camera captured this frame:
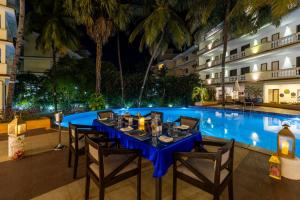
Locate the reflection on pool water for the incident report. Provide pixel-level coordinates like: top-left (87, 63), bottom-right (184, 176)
top-left (61, 107), bottom-right (300, 156)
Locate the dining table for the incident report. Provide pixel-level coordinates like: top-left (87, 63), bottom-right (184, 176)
top-left (92, 117), bottom-right (202, 200)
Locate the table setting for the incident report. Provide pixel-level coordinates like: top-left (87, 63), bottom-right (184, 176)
top-left (92, 112), bottom-right (202, 200)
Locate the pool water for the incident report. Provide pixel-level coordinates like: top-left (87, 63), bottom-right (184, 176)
top-left (61, 107), bottom-right (300, 156)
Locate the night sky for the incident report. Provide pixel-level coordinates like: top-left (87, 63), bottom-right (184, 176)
top-left (80, 30), bottom-right (151, 74)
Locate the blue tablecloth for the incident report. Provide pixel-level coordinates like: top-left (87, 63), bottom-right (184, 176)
top-left (92, 119), bottom-right (202, 178)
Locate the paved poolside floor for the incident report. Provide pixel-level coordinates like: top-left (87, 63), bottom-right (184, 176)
top-left (0, 129), bottom-right (300, 200)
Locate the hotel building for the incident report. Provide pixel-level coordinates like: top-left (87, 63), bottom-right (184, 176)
top-left (0, 0), bottom-right (17, 111)
top-left (156, 7), bottom-right (300, 104)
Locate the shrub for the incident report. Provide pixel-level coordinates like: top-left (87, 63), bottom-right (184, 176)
top-left (88, 93), bottom-right (106, 110)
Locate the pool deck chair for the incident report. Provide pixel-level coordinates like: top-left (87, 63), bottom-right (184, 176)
top-left (97, 110), bottom-right (115, 120)
top-left (85, 136), bottom-right (142, 200)
top-left (175, 116), bottom-right (200, 131)
top-left (68, 123), bottom-right (107, 179)
top-left (173, 139), bottom-right (235, 200)
top-left (144, 111), bottom-right (164, 122)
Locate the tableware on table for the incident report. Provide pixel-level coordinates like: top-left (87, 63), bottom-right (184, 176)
top-left (158, 135), bottom-right (174, 143)
top-left (120, 126), bottom-right (133, 132)
top-left (99, 117), bottom-right (108, 121)
top-left (175, 125), bottom-right (190, 130)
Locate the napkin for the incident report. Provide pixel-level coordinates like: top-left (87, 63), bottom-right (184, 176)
top-left (99, 118), bottom-right (108, 121)
top-left (158, 135), bottom-right (174, 143)
top-left (120, 126), bottom-right (134, 132)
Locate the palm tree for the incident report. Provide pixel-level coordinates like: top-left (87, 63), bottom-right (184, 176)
top-left (184, 0), bottom-right (287, 107)
top-left (27, 0), bottom-right (79, 111)
top-left (129, 0), bottom-right (191, 106)
top-left (5, 0), bottom-right (25, 119)
top-left (113, 3), bottom-right (137, 106)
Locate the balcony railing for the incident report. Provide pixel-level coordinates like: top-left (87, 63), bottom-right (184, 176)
top-left (245, 67), bottom-right (300, 81)
top-left (204, 75), bottom-right (245, 85)
top-left (198, 32), bottom-right (300, 70)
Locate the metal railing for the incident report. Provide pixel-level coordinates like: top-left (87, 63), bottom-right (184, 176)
top-left (198, 32), bottom-right (300, 70)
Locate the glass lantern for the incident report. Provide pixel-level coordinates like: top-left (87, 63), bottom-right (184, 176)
top-left (277, 124), bottom-right (295, 159)
top-left (138, 117), bottom-right (145, 131)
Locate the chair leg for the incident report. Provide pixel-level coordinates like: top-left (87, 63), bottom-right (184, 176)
top-left (68, 149), bottom-right (72, 167)
top-left (73, 154), bottom-right (78, 179)
top-left (228, 177), bottom-right (234, 200)
top-left (99, 186), bottom-right (105, 200)
top-left (85, 175), bottom-right (90, 200)
top-left (172, 171), bottom-right (177, 200)
top-left (137, 161), bottom-right (141, 200)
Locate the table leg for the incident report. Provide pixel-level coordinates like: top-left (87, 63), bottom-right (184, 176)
top-left (155, 177), bottom-right (162, 200)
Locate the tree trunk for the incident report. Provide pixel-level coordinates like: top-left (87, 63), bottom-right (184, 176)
top-left (137, 31), bottom-right (165, 107)
top-left (52, 42), bottom-right (58, 112)
top-left (5, 0), bottom-right (25, 119)
top-left (95, 41), bottom-right (103, 95)
top-left (221, 0), bottom-right (231, 107)
top-left (117, 33), bottom-right (124, 106)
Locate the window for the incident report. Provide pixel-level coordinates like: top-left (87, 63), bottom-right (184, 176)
top-left (206, 74), bottom-right (210, 79)
top-left (261, 63), bottom-right (268, 71)
top-left (272, 33), bottom-right (280, 41)
top-left (241, 44), bottom-right (250, 52)
top-left (215, 73), bottom-right (219, 79)
top-left (215, 55), bottom-right (219, 60)
top-left (230, 69), bottom-right (237, 77)
top-left (261, 37), bottom-right (268, 44)
top-left (241, 67), bottom-right (250, 75)
top-left (297, 25), bottom-right (300, 33)
top-left (184, 56), bottom-right (189, 61)
top-left (230, 49), bottom-right (237, 55)
top-left (206, 59), bottom-right (211, 63)
top-left (296, 57), bottom-right (300, 67)
top-left (271, 61), bottom-right (279, 71)
top-left (185, 68), bottom-right (189, 74)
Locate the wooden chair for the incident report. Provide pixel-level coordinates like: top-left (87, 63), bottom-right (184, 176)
top-left (68, 123), bottom-right (107, 179)
top-left (175, 116), bottom-right (200, 130)
top-left (85, 136), bottom-right (142, 200)
top-left (97, 110), bottom-right (114, 120)
top-left (173, 139), bottom-right (235, 200)
top-left (144, 111), bottom-right (164, 122)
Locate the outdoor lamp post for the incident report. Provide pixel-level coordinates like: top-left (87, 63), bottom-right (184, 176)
top-left (54, 112), bottom-right (64, 150)
top-left (8, 115), bottom-right (27, 159)
top-left (277, 124), bottom-right (295, 159)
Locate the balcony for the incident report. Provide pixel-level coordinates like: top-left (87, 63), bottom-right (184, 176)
top-left (204, 75), bottom-right (245, 85)
top-left (245, 67), bottom-right (300, 82)
top-left (198, 32), bottom-right (300, 70)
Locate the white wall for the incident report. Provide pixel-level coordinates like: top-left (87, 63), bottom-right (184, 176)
top-left (263, 81), bottom-right (300, 103)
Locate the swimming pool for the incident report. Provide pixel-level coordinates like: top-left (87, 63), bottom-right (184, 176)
top-left (61, 107), bottom-right (300, 156)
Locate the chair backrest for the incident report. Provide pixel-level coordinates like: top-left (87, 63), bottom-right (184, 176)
top-left (214, 139), bottom-right (235, 184)
top-left (97, 110), bottom-right (114, 120)
top-left (69, 123), bottom-right (80, 150)
top-left (85, 136), bottom-right (138, 180)
top-left (150, 111), bottom-right (164, 122)
top-left (180, 116), bottom-right (200, 130)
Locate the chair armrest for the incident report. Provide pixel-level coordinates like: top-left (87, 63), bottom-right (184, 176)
top-left (143, 113), bottom-right (151, 117)
top-left (174, 152), bottom-right (216, 160)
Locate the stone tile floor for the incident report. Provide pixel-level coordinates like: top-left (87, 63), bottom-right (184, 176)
top-left (0, 127), bottom-right (299, 200)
